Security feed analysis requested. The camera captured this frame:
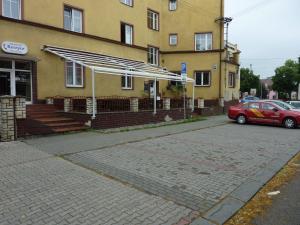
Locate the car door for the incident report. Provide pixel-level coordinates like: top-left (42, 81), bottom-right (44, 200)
top-left (260, 103), bottom-right (281, 124)
top-left (246, 102), bottom-right (263, 123)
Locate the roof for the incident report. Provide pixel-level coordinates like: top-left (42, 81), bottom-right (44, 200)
top-left (43, 45), bottom-right (194, 83)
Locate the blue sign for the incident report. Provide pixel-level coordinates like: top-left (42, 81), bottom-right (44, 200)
top-left (181, 63), bottom-right (187, 75)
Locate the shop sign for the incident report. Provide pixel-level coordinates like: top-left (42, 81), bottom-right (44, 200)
top-left (1, 41), bottom-right (28, 55)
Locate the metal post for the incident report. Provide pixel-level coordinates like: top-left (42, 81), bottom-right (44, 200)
top-left (192, 81), bottom-right (195, 112)
top-left (154, 78), bottom-right (157, 114)
top-left (92, 68), bottom-right (96, 119)
top-left (183, 83), bottom-right (186, 119)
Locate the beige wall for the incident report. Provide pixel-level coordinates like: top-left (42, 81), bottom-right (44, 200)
top-left (0, 0), bottom-right (240, 101)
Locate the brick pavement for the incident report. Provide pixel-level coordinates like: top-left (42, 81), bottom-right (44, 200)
top-left (65, 124), bottom-right (300, 213)
top-left (0, 142), bottom-right (191, 225)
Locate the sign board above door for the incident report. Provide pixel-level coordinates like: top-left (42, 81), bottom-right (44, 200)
top-left (1, 41), bottom-right (28, 55)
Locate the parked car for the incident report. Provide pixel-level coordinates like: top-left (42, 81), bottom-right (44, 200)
top-left (286, 101), bottom-right (300, 109)
top-left (240, 96), bottom-right (260, 103)
top-left (263, 100), bottom-right (300, 112)
top-left (228, 101), bottom-right (300, 129)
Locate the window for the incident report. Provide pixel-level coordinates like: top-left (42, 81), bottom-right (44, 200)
top-left (261, 103), bottom-right (276, 111)
top-left (64, 6), bottom-right (83, 33)
top-left (249, 102), bottom-right (260, 109)
top-left (228, 72), bottom-right (235, 88)
top-left (121, 74), bottom-right (133, 89)
top-left (148, 46), bottom-right (159, 65)
top-left (2, 0), bottom-right (21, 19)
top-left (169, 34), bottom-right (178, 46)
top-left (195, 71), bottom-right (211, 86)
top-left (147, 9), bottom-right (159, 31)
top-left (169, 0), bottom-right (177, 11)
top-left (120, 0), bottom-right (133, 7)
top-left (65, 61), bottom-right (83, 87)
top-left (195, 33), bottom-right (212, 51)
top-left (121, 23), bottom-right (133, 45)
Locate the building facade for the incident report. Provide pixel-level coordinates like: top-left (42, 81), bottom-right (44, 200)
top-left (0, 0), bottom-right (240, 104)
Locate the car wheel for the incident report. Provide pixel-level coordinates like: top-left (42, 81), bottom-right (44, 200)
top-left (237, 114), bottom-right (247, 125)
top-left (283, 118), bottom-right (296, 129)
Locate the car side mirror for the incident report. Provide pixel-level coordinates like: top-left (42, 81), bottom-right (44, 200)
top-left (272, 108), bottom-right (279, 112)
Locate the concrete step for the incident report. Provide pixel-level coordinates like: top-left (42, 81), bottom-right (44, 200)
top-left (52, 126), bottom-right (89, 133)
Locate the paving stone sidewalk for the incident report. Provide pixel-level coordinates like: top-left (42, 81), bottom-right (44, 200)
top-left (24, 115), bottom-right (228, 155)
top-left (0, 142), bottom-right (192, 225)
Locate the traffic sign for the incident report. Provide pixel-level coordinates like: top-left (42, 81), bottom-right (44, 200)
top-left (181, 63), bottom-right (187, 83)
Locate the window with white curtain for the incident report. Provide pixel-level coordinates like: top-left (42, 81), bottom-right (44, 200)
top-left (121, 23), bottom-right (133, 45)
top-left (64, 6), bottom-right (83, 33)
top-left (121, 74), bottom-right (133, 89)
top-left (169, 34), bottom-right (178, 46)
top-left (169, 0), bottom-right (177, 11)
top-left (65, 61), bottom-right (83, 87)
top-left (2, 0), bottom-right (21, 19)
top-left (195, 33), bottom-right (212, 51)
top-left (195, 71), bottom-right (211, 86)
top-left (120, 0), bottom-right (133, 7)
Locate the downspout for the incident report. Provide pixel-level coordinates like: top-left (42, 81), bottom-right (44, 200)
top-left (219, 0), bottom-right (224, 99)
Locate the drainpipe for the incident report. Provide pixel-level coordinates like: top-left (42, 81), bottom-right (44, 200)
top-left (219, 0), bottom-right (224, 99)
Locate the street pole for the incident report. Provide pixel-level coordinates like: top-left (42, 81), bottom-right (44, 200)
top-left (183, 84), bottom-right (186, 120)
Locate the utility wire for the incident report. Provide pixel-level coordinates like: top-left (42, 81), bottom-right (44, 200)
top-left (231, 0), bottom-right (279, 18)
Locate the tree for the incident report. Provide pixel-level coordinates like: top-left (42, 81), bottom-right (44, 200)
top-left (272, 59), bottom-right (299, 99)
top-left (240, 68), bottom-right (260, 95)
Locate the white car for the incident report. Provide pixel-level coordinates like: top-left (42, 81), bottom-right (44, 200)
top-left (264, 100), bottom-right (300, 112)
top-left (286, 101), bottom-right (300, 109)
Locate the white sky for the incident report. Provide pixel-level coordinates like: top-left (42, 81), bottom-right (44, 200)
top-left (225, 0), bottom-right (300, 78)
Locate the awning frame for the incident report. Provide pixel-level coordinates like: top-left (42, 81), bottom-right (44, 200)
top-left (43, 45), bottom-right (195, 118)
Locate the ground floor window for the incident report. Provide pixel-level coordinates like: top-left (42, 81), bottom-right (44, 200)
top-left (195, 71), bottom-right (211, 86)
top-left (0, 59), bottom-right (32, 102)
top-left (121, 74), bottom-right (133, 89)
top-left (228, 72), bottom-right (236, 88)
top-left (65, 61), bottom-right (83, 87)
top-left (147, 46), bottom-right (159, 66)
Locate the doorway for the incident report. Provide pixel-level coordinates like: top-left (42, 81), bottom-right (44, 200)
top-left (0, 59), bottom-right (32, 102)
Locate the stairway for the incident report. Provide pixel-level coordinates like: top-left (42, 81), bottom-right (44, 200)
top-left (25, 104), bottom-right (89, 135)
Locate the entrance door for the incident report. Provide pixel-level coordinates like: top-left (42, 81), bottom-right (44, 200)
top-left (0, 71), bottom-right (11, 96)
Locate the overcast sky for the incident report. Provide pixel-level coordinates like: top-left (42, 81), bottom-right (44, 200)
top-left (225, 0), bottom-right (300, 78)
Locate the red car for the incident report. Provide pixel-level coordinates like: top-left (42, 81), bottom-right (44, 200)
top-left (228, 101), bottom-right (300, 129)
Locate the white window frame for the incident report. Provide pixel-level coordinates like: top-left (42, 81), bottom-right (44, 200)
top-left (148, 10), bottom-right (159, 31)
top-left (228, 72), bottom-right (235, 88)
top-left (121, 74), bottom-right (133, 90)
top-left (195, 33), bottom-right (213, 51)
top-left (2, 0), bottom-right (21, 19)
top-left (120, 0), bottom-right (133, 7)
top-left (195, 71), bottom-right (211, 87)
top-left (64, 6), bottom-right (83, 33)
top-left (148, 47), bottom-right (159, 66)
top-left (169, 34), bottom-right (178, 46)
top-left (169, 0), bottom-right (177, 11)
top-left (65, 61), bottom-right (84, 88)
top-left (121, 23), bottom-right (133, 45)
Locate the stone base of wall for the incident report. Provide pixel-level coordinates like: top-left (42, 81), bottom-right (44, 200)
top-left (194, 106), bottom-right (224, 117)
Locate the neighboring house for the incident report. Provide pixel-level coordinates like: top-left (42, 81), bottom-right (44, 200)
top-left (260, 77), bottom-right (278, 99)
top-left (0, 0), bottom-right (240, 104)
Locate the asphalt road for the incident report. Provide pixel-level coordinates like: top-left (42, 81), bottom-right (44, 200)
top-left (252, 159), bottom-right (300, 225)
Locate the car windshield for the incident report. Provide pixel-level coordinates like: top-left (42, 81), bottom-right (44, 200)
top-left (271, 101), bottom-right (295, 110)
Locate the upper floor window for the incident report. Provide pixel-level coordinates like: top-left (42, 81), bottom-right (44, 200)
top-left (169, 0), bottom-right (177, 11)
top-left (65, 61), bottom-right (83, 87)
top-left (2, 0), bottom-right (21, 19)
top-left (195, 71), bottom-right (211, 86)
top-left (228, 72), bottom-right (236, 88)
top-left (121, 23), bottom-right (133, 45)
top-left (148, 46), bottom-right (159, 66)
top-left (195, 33), bottom-right (212, 51)
top-left (64, 6), bottom-right (83, 33)
top-left (147, 9), bottom-right (159, 31)
top-left (120, 0), bottom-right (133, 7)
top-left (169, 34), bottom-right (178, 46)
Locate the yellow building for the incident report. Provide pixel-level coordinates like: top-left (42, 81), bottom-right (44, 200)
top-left (0, 0), bottom-right (240, 104)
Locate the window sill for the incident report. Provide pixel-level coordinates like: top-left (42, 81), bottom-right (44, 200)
top-left (148, 28), bottom-right (160, 32)
top-left (195, 85), bottom-right (211, 87)
top-left (66, 85), bottom-right (84, 88)
top-left (195, 49), bottom-right (213, 52)
top-left (64, 28), bottom-right (83, 34)
top-left (122, 87), bottom-right (133, 90)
